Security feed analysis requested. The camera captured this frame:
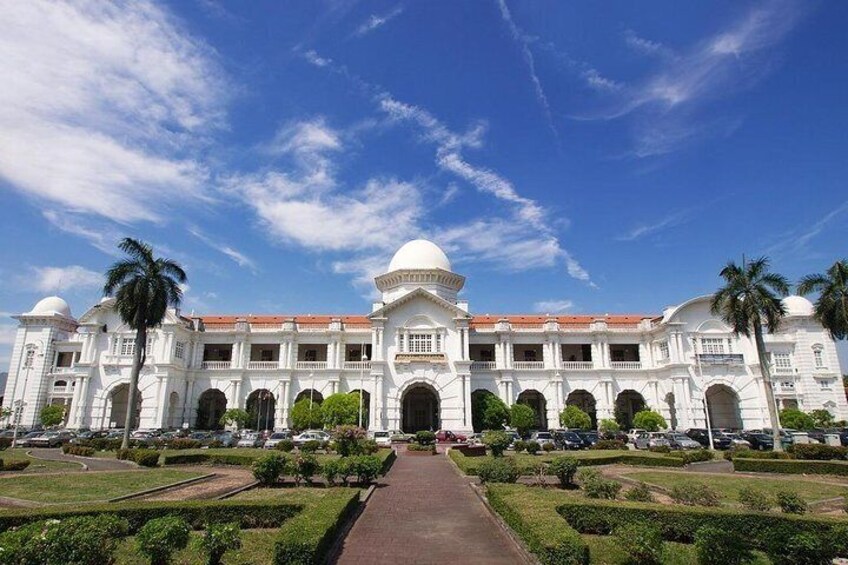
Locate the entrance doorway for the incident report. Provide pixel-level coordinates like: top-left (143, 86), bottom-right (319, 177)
top-left (402, 384), bottom-right (439, 433)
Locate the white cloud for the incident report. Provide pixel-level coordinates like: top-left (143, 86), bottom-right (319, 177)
top-left (29, 265), bottom-right (102, 293)
top-left (0, 1), bottom-right (227, 222)
top-left (533, 300), bottom-right (575, 314)
top-left (766, 200), bottom-right (848, 258)
top-left (42, 210), bottom-right (121, 256)
top-left (624, 29), bottom-right (675, 59)
top-left (616, 210), bottom-right (691, 241)
top-left (582, 68), bottom-right (623, 92)
top-left (187, 228), bottom-right (258, 273)
top-left (303, 50), bottom-right (332, 68)
top-left (354, 5), bottom-right (404, 37)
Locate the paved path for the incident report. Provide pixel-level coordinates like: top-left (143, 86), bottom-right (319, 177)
top-left (29, 448), bottom-right (137, 471)
top-left (334, 447), bottom-right (529, 565)
top-left (140, 467), bottom-right (255, 501)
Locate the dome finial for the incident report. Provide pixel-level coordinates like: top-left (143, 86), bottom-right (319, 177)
top-left (387, 239), bottom-right (451, 272)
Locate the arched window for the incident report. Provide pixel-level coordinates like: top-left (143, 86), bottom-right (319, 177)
top-left (812, 344), bottom-right (825, 369)
top-left (53, 380), bottom-right (67, 389)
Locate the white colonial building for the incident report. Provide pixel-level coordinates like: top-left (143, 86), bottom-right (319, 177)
top-left (2, 239), bottom-right (846, 434)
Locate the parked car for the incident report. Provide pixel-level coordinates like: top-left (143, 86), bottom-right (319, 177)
top-left (759, 429), bottom-right (794, 449)
top-left (390, 430), bottom-right (415, 443)
top-left (213, 431), bottom-right (240, 447)
top-left (666, 432), bottom-right (701, 450)
top-left (70, 430), bottom-right (110, 444)
top-left (371, 430), bottom-right (393, 448)
top-left (293, 430), bottom-right (329, 447)
top-left (685, 428), bottom-right (732, 450)
top-left (237, 432), bottom-right (264, 448)
top-left (633, 432), bottom-right (671, 450)
top-left (553, 430), bottom-right (584, 450)
top-left (718, 432), bottom-right (750, 448)
top-left (13, 431), bottom-right (42, 447)
top-left (529, 431), bottom-right (556, 448)
top-left (739, 431), bottom-right (774, 450)
top-left (435, 430), bottom-right (467, 443)
top-left (30, 430), bottom-right (75, 448)
top-left (575, 430), bottom-right (600, 449)
top-left (627, 429), bottom-right (647, 443)
top-left (262, 431), bottom-right (290, 449)
top-left (465, 433), bottom-right (484, 446)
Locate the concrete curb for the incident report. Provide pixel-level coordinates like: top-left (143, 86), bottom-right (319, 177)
top-left (217, 480), bottom-right (260, 500)
top-left (326, 484), bottom-right (378, 564)
top-left (108, 473), bottom-right (217, 502)
top-left (25, 449), bottom-right (88, 471)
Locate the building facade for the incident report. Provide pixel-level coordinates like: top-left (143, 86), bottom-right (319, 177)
top-left (3, 239), bottom-right (846, 434)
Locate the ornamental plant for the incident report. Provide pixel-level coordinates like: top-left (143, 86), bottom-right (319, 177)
top-left (199, 522), bottom-right (242, 565)
top-left (415, 430), bottom-right (436, 445)
top-left (737, 486), bottom-right (773, 512)
top-left (477, 457), bottom-right (519, 483)
top-left (321, 393), bottom-right (361, 427)
top-left (694, 526), bottom-right (754, 565)
top-left (252, 452), bottom-right (288, 486)
top-left (624, 482), bottom-right (655, 503)
top-left (559, 405), bottom-right (592, 430)
top-left (669, 482), bottom-right (720, 507)
top-left (136, 516), bottom-right (190, 565)
top-left (39, 404), bottom-right (65, 428)
top-left (0, 514), bottom-right (129, 565)
top-left (471, 390), bottom-right (510, 432)
top-left (632, 409), bottom-right (667, 432)
top-left (290, 398), bottom-right (323, 431)
top-left (779, 408), bottom-right (816, 431)
top-left (482, 430), bottom-right (511, 457)
top-left (614, 523), bottom-right (663, 565)
top-left (219, 408), bottom-right (250, 430)
top-left (547, 456), bottom-right (578, 488)
top-left (349, 455), bottom-right (382, 483)
top-left (509, 403), bottom-right (536, 437)
top-left (331, 425), bottom-right (367, 456)
top-left (776, 490), bottom-right (807, 514)
top-left (598, 418), bottom-right (620, 438)
top-left (293, 454), bottom-right (320, 485)
top-left (525, 440), bottom-right (540, 455)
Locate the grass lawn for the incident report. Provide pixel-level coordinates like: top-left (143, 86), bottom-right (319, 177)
top-left (583, 534), bottom-right (772, 565)
top-left (1, 448), bottom-right (84, 474)
top-left (0, 469), bottom-right (204, 503)
top-left (450, 449), bottom-right (683, 475)
top-left (622, 470), bottom-right (848, 506)
top-left (232, 485), bottom-right (363, 502)
top-left (113, 529), bottom-right (277, 565)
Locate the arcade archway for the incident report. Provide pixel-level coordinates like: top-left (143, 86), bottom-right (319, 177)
top-left (401, 384), bottom-right (439, 433)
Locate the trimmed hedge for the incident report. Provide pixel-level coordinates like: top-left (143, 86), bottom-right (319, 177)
top-left (62, 445), bottom-right (95, 457)
top-left (556, 496), bottom-right (848, 555)
top-left (273, 489), bottom-right (360, 564)
top-left (161, 453), bottom-right (257, 467)
top-left (790, 443), bottom-right (848, 461)
top-left (0, 460), bottom-right (31, 471)
top-left (379, 449), bottom-right (396, 475)
top-left (0, 499), bottom-right (300, 534)
top-left (487, 485), bottom-right (589, 565)
top-left (733, 457), bottom-right (848, 476)
top-left (450, 451), bottom-right (684, 476)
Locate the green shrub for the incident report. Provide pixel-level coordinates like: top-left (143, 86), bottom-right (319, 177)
top-left (768, 532), bottom-right (832, 565)
top-left (559, 405), bottom-right (592, 430)
top-left (632, 410), bottom-right (667, 432)
top-left (482, 430), bottom-right (511, 457)
top-left (578, 468), bottom-right (621, 499)
top-left (133, 449), bottom-right (161, 467)
top-left (512, 440), bottom-right (526, 453)
top-left (776, 490), bottom-right (807, 514)
top-left (648, 445), bottom-right (671, 454)
top-left (724, 446), bottom-right (751, 461)
top-left (406, 443), bottom-right (436, 453)
top-left (525, 440), bottom-right (540, 455)
top-left (590, 439), bottom-right (626, 450)
top-left (778, 408), bottom-right (816, 431)
top-left (624, 482), bottom-right (655, 503)
top-left (62, 444), bottom-right (95, 457)
top-left (330, 425), bottom-right (366, 456)
top-left (252, 453), bottom-right (288, 486)
top-left (599, 418), bottom-right (620, 438)
top-left (0, 460), bottom-right (30, 471)
top-left (300, 440), bottom-right (321, 454)
top-left (349, 455), bottom-right (382, 484)
top-left (694, 526), bottom-right (754, 565)
top-left (273, 490), bottom-right (360, 565)
top-left (292, 454), bottom-right (320, 485)
top-left (614, 523), bottom-right (663, 565)
top-left (542, 442), bottom-right (555, 453)
top-left (0, 514), bottom-right (129, 565)
top-left (680, 449), bottom-right (714, 464)
top-left (669, 482), bottom-right (720, 507)
top-left (275, 439), bottom-right (295, 452)
top-left (136, 516), bottom-right (190, 565)
top-left (738, 486), bottom-right (773, 512)
top-left (477, 457), bottom-right (519, 483)
top-left (166, 439), bottom-right (202, 450)
top-left (510, 403), bottom-right (537, 437)
top-left (415, 430), bottom-right (436, 446)
top-left (792, 443), bottom-right (848, 461)
top-left (322, 459), bottom-right (346, 486)
top-left (548, 456), bottom-right (579, 488)
top-left (198, 521), bottom-right (241, 565)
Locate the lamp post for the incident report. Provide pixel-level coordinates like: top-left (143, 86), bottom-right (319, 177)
top-left (358, 352), bottom-right (368, 428)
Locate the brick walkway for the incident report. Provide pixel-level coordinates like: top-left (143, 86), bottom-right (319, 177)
top-left (334, 447), bottom-right (529, 565)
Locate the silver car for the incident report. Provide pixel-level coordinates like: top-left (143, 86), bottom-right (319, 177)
top-left (666, 432), bottom-right (702, 450)
top-left (634, 432), bottom-right (671, 450)
top-left (529, 431), bottom-right (556, 448)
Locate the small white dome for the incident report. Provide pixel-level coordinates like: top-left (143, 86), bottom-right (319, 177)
top-left (782, 295), bottom-right (814, 317)
top-left (388, 239), bottom-right (452, 272)
top-left (28, 296), bottom-right (72, 318)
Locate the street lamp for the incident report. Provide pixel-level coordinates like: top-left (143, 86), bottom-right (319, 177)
top-left (358, 351), bottom-right (368, 428)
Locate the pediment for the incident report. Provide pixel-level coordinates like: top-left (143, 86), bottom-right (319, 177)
top-left (368, 287), bottom-right (471, 320)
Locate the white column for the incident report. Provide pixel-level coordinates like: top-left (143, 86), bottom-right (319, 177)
top-left (182, 379), bottom-right (195, 427)
top-left (154, 376), bottom-right (169, 428)
top-left (281, 380), bottom-right (291, 428)
top-left (375, 374), bottom-right (384, 430)
top-left (462, 375), bottom-right (472, 429)
top-left (68, 376), bottom-right (84, 428)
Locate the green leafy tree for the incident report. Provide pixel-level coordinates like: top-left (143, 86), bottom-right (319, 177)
top-left (712, 257), bottom-right (789, 450)
top-left (219, 408), bottom-right (250, 430)
top-left (471, 390), bottom-right (510, 432)
top-left (136, 516), bottom-right (190, 565)
top-left (509, 403), bottom-right (536, 437)
top-left (798, 259), bottom-right (848, 340)
top-left (290, 398), bottom-right (323, 431)
top-left (39, 404), bottom-right (65, 428)
top-left (559, 405), bottom-right (592, 430)
top-left (321, 393), bottom-right (360, 427)
top-left (809, 409), bottom-right (835, 428)
top-left (198, 522), bottom-right (241, 565)
top-left (598, 418), bottom-right (620, 438)
top-left (632, 410), bottom-right (667, 432)
top-left (104, 238), bottom-right (186, 449)
top-left (779, 408), bottom-right (815, 431)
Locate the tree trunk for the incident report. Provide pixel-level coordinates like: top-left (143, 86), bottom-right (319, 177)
top-left (121, 326), bottom-right (147, 450)
top-left (754, 323), bottom-right (783, 452)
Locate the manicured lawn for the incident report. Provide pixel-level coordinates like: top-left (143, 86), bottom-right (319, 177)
top-left (622, 470), bottom-right (848, 505)
top-left (232, 486), bottom-right (362, 502)
top-left (0, 469), bottom-right (204, 503)
top-left (450, 449), bottom-right (684, 475)
top-left (583, 534), bottom-right (772, 565)
top-left (113, 529), bottom-right (277, 565)
top-left (1, 448), bottom-right (83, 474)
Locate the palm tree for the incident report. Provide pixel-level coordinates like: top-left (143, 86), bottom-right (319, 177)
top-left (711, 257), bottom-right (789, 451)
top-left (797, 259), bottom-right (848, 340)
top-left (104, 238), bottom-right (187, 449)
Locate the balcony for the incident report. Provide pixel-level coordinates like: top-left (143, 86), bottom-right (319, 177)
top-left (247, 361), bottom-right (279, 370)
top-left (560, 361), bottom-right (593, 370)
top-left (471, 361), bottom-right (497, 371)
top-left (773, 366), bottom-right (795, 375)
top-left (51, 366), bottom-right (76, 374)
top-left (610, 361), bottom-right (642, 370)
top-left (201, 361), bottom-right (231, 370)
top-left (295, 361), bottom-right (328, 370)
top-left (696, 353), bottom-right (744, 366)
top-left (774, 380), bottom-right (796, 395)
top-left (343, 361), bottom-right (372, 370)
top-left (513, 361), bottom-right (545, 370)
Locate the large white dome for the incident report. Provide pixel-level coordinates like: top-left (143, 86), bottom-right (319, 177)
top-left (782, 295), bottom-right (814, 317)
top-left (28, 296), bottom-right (72, 318)
top-left (388, 239), bottom-right (452, 272)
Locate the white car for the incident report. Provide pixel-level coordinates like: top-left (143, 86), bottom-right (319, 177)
top-left (293, 430), bottom-right (329, 446)
top-left (263, 431), bottom-right (291, 449)
top-left (529, 431), bottom-right (556, 448)
top-left (237, 432), bottom-right (264, 448)
top-left (372, 430), bottom-right (392, 447)
top-left (627, 429), bottom-right (647, 443)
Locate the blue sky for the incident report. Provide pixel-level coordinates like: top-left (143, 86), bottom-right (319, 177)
top-left (1, 0), bottom-right (847, 368)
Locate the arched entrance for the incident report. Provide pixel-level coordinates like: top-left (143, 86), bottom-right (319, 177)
top-left (471, 389), bottom-right (509, 432)
top-left (196, 389), bottom-right (227, 430)
top-left (246, 389), bottom-right (276, 431)
top-left (705, 384), bottom-right (742, 429)
top-left (167, 391), bottom-right (180, 429)
top-left (517, 389), bottom-right (547, 431)
top-left (402, 384), bottom-right (439, 433)
top-left (109, 384), bottom-right (141, 430)
top-left (349, 390), bottom-right (370, 429)
top-left (566, 390), bottom-right (597, 429)
top-left (294, 389), bottom-right (324, 405)
top-left (615, 390), bottom-right (646, 429)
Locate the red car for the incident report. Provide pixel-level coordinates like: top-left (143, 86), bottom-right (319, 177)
top-left (435, 430), bottom-right (467, 443)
